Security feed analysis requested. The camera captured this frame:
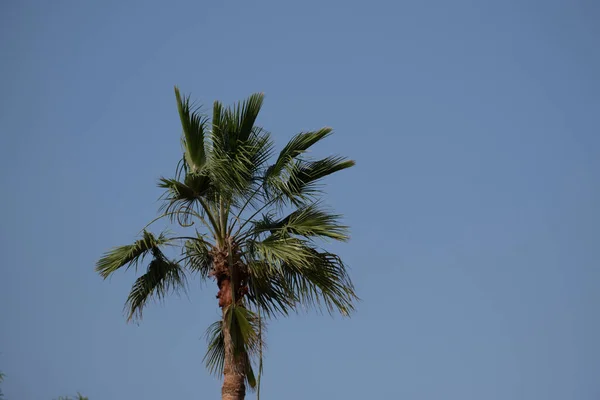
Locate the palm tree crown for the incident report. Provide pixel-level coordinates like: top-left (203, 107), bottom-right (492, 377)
top-left (96, 87), bottom-right (357, 399)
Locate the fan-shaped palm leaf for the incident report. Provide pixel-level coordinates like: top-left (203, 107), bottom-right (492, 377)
top-left (124, 253), bottom-right (186, 321)
top-left (249, 202), bottom-right (349, 242)
top-left (95, 230), bottom-right (175, 278)
top-left (174, 86), bottom-right (208, 171)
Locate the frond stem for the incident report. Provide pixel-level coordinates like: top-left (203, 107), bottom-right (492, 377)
top-left (228, 183), bottom-right (265, 235)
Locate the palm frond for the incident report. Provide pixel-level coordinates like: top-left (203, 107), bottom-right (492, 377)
top-left (158, 177), bottom-right (198, 227)
top-left (219, 129), bottom-right (272, 187)
top-left (95, 230), bottom-right (174, 279)
top-left (183, 237), bottom-right (212, 278)
top-left (229, 92), bottom-right (265, 144)
top-left (247, 235), bottom-right (314, 268)
top-left (174, 86), bottom-right (208, 171)
top-left (55, 395), bottom-right (88, 400)
top-left (282, 250), bottom-right (356, 316)
top-left (209, 122), bottom-right (273, 199)
top-left (158, 176), bottom-right (221, 233)
top-left (245, 260), bottom-right (295, 317)
top-left (125, 253), bottom-right (187, 321)
top-left (205, 307), bottom-right (263, 389)
top-left (246, 236), bottom-right (357, 316)
top-left (212, 93), bottom-right (265, 153)
top-left (246, 358), bottom-right (257, 389)
top-left (225, 305), bottom-right (260, 357)
top-left (158, 173), bottom-right (212, 210)
top-left (158, 177), bottom-right (197, 210)
top-left (211, 100), bottom-right (225, 149)
top-left (267, 156), bottom-right (355, 206)
top-left (266, 127), bottom-right (333, 180)
top-left (204, 320), bottom-right (225, 376)
top-left (248, 202), bottom-right (349, 242)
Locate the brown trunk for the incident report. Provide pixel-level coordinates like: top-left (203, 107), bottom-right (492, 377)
top-left (221, 315), bottom-right (246, 400)
top-left (210, 239), bottom-right (249, 400)
top-left (211, 240), bottom-right (248, 309)
top-left (222, 369), bottom-right (245, 400)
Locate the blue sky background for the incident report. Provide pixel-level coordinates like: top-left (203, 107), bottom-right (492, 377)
top-left (1, 1), bottom-right (599, 399)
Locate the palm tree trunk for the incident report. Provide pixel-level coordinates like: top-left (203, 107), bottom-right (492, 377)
top-left (214, 243), bottom-right (247, 399)
top-left (221, 314), bottom-right (246, 400)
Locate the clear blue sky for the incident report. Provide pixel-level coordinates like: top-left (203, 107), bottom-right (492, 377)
top-left (1, 1), bottom-right (598, 399)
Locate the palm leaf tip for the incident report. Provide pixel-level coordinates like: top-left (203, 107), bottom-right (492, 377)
top-left (247, 237), bottom-right (357, 316)
top-left (279, 127), bottom-right (334, 161)
top-left (249, 202), bottom-right (349, 242)
top-left (174, 86), bottom-right (208, 170)
top-left (184, 238), bottom-right (212, 278)
top-left (204, 320), bottom-right (225, 376)
top-left (236, 92), bottom-right (265, 142)
top-left (95, 230), bottom-right (171, 279)
top-left (266, 127), bottom-right (335, 180)
top-left (266, 154), bottom-right (355, 206)
top-left (125, 255), bottom-right (186, 322)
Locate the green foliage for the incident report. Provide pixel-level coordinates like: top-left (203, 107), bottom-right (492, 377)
top-left (267, 127), bottom-right (333, 179)
top-left (245, 237), bottom-right (355, 317)
top-left (204, 306), bottom-right (262, 389)
top-left (174, 87), bottom-right (208, 170)
top-left (204, 320), bottom-right (226, 376)
top-left (183, 237), bottom-right (211, 278)
top-left (124, 254), bottom-right (187, 321)
top-left (96, 87), bottom-right (357, 392)
top-left (249, 202), bottom-right (349, 241)
top-left (96, 230), bottom-right (175, 279)
top-left (56, 394), bottom-right (88, 400)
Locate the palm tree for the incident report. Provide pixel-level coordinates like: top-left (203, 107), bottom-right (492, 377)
top-left (96, 87), bottom-right (357, 400)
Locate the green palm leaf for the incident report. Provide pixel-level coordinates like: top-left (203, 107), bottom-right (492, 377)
top-left (210, 126), bottom-right (273, 199)
top-left (212, 93), bottom-right (265, 153)
top-left (266, 127), bottom-right (333, 180)
top-left (95, 230), bottom-right (174, 279)
top-left (283, 250), bottom-right (356, 316)
top-left (246, 236), bottom-right (357, 316)
top-left (205, 307), bottom-right (262, 389)
top-left (125, 253), bottom-right (186, 321)
top-left (229, 92), bottom-right (265, 144)
top-left (250, 202), bottom-right (349, 242)
top-left (267, 156), bottom-right (355, 206)
top-left (246, 260), bottom-right (295, 317)
top-left (183, 237), bottom-right (212, 278)
top-left (174, 86), bottom-right (208, 171)
top-left (204, 320), bottom-right (225, 376)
